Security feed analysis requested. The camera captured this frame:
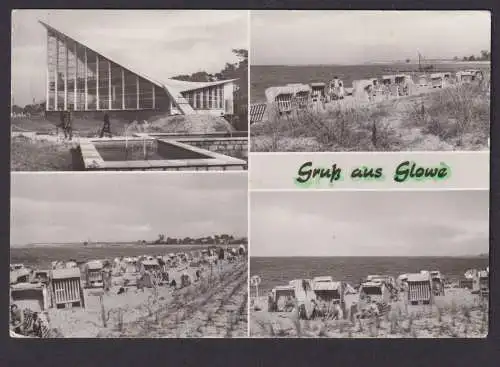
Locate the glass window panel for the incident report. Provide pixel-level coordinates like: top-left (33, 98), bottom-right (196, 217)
top-left (98, 57), bottom-right (109, 110)
top-left (86, 49), bottom-right (97, 110)
top-left (124, 70), bottom-right (137, 109)
top-left (139, 78), bottom-right (153, 109)
top-left (110, 63), bottom-right (123, 109)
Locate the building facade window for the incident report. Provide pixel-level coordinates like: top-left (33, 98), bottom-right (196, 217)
top-left (45, 26), bottom-right (164, 112)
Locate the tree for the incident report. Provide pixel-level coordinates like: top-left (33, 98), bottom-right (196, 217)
top-left (155, 233), bottom-right (165, 244)
top-left (170, 48), bottom-right (248, 131)
top-left (480, 50), bottom-right (491, 60)
top-left (405, 58), bottom-right (410, 63)
top-left (453, 56), bottom-right (458, 61)
top-left (468, 55), bottom-right (476, 61)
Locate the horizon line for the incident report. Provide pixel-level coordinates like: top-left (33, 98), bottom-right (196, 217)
top-left (251, 59), bottom-right (491, 67)
top-left (11, 237), bottom-right (249, 246)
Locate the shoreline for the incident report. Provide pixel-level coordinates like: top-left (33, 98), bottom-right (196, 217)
top-left (11, 242), bottom-right (248, 248)
top-left (251, 60), bottom-right (491, 67)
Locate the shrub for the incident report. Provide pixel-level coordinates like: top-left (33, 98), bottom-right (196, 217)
top-left (406, 84), bottom-right (489, 146)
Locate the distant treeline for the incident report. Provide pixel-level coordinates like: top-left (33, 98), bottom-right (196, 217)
top-left (453, 50), bottom-right (491, 62)
top-left (148, 233), bottom-right (247, 245)
top-left (12, 101), bottom-right (45, 116)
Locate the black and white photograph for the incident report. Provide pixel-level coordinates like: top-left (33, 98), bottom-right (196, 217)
top-left (10, 173), bottom-right (248, 338)
top-left (11, 10), bottom-right (249, 171)
top-left (249, 11), bottom-right (491, 152)
top-left (249, 190), bottom-right (489, 338)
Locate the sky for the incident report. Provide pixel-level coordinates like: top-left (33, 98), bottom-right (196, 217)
top-left (11, 9), bottom-right (248, 106)
top-left (11, 173), bottom-right (248, 246)
top-left (251, 10), bottom-right (491, 65)
top-left (251, 190), bottom-right (489, 257)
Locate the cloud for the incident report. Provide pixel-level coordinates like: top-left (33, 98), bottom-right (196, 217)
top-left (10, 173), bottom-right (248, 245)
top-left (251, 10), bottom-right (490, 65)
top-left (250, 191), bottom-right (489, 256)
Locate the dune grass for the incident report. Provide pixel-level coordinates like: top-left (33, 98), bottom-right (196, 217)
top-left (95, 260), bottom-right (248, 338)
top-left (251, 82), bottom-right (490, 152)
top-left (252, 296), bottom-right (488, 338)
top-left (404, 83), bottom-right (490, 149)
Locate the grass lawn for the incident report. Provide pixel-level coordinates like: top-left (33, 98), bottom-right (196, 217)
top-left (11, 136), bottom-right (74, 171)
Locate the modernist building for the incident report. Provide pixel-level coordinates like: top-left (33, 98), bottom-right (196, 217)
top-left (40, 21), bottom-right (238, 118)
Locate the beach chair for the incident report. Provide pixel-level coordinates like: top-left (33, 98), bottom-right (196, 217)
top-left (250, 103), bottom-right (267, 124)
top-left (406, 273), bottom-right (433, 305)
top-left (49, 268), bottom-right (85, 309)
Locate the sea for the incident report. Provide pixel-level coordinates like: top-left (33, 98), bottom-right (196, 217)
top-left (10, 243), bottom-right (217, 269)
top-left (250, 62), bottom-right (491, 103)
top-left (250, 256), bottom-right (489, 293)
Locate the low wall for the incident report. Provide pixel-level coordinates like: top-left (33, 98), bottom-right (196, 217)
top-left (45, 109), bottom-right (168, 123)
top-left (157, 140), bottom-right (211, 160)
top-left (96, 164), bottom-right (245, 172)
top-left (175, 137), bottom-right (248, 159)
top-left (146, 131), bottom-right (248, 139)
top-left (90, 139), bottom-right (156, 150)
top-left (79, 137), bottom-right (247, 171)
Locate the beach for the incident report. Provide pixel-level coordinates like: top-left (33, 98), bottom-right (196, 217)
top-left (250, 287), bottom-right (487, 338)
top-left (23, 256), bottom-right (247, 338)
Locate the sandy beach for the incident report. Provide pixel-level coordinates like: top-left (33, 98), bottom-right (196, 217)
top-left (250, 287), bottom-right (488, 338)
top-left (45, 258), bottom-right (248, 338)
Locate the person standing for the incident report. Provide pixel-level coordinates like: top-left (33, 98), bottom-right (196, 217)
top-left (218, 247), bottom-right (225, 273)
top-left (100, 112), bottom-right (112, 138)
top-left (65, 108), bottom-right (73, 141)
top-left (58, 110), bottom-right (66, 138)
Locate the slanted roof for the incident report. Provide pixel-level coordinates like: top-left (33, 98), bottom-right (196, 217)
top-left (141, 259), bottom-right (160, 267)
top-left (51, 268), bottom-right (81, 279)
top-left (10, 268), bottom-right (32, 283)
top-left (313, 280), bottom-right (341, 291)
top-left (286, 83), bottom-right (311, 94)
top-left (274, 285), bottom-right (294, 291)
top-left (288, 279), bottom-right (313, 288)
top-left (11, 282), bottom-right (45, 291)
top-left (86, 260), bottom-right (103, 270)
top-left (313, 276), bottom-right (334, 283)
top-left (164, 78), bottom-right (238, 93)
top-left (34, 269), bottom-right (50, 275)
top-left (265, 86), bottom-right (295, 102)
top-left (406, 273), bottom-right (431, 282)
top-left (39, 20), bottom-right (165, 88)
top-left (10, 271), bottom-right (26, 284)
top-left (38, 21), bottom-right (238, 103)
